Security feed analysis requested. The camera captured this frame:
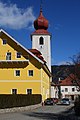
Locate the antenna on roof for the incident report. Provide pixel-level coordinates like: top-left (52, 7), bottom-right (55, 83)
top-left (40, 0), bottom-right (43, 12)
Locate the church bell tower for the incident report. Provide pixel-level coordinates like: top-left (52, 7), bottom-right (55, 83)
top-left (31, 6), bottom-right (51, 71)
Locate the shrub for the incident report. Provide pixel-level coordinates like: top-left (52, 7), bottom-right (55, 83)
top-left (0, 94), bottom-right (42, 109)
top-left (74, 96), bottom-right (80, 116)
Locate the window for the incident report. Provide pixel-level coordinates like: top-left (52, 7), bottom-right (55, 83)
top-left (6, 52), bottom-right (11, 60)
top-left (27, 89), bottom-right (32, 94)
top-left (65, 88), bottom-right (68, 92)
top-left (39, 37), bottom-right (44, 45)
top-left (15, 70), bottom-right (20, 76)
top-left (28, 70), bottom-right (33, 76)
top-left (17, 52), bottom-right (21, 58)
top-left (12, 89), bottom-right (17, 94)
top-left (3, 39), bottom-right (7, 45)
top-left (72, 88), bottom-right (75, 92)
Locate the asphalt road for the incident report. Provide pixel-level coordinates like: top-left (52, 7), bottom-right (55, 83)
top-left (0, 104), bottom-right (80, 120)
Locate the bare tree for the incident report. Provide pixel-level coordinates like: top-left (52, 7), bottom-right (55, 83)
top-left (67, 53), bottom-right (80, 91)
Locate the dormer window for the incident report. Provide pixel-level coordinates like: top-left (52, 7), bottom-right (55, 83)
top-left (3, 39), bottom-right (7, 45)
top-left (17, 52), bottom-right (21, 58)
top-left (39, 37), bottom-right (44, 45)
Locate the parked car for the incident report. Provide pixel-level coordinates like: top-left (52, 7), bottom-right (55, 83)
top-left (44, 98), bottom-right (54, 105)
top-left (61, 98), bottom-right (70, 105)
top-left (53, 98), bottom-right (58, 104)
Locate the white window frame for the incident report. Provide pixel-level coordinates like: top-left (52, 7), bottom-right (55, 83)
top-left (2, 39), bottom-right (7, 45)
top-left (39, 37), bottom-right (44, 45)
top-left (16, 52), bottom-right (22, 58)
top-left (15, 70), bottom-right (20, 76)
top-left (26, 89), bottom-right (32, 94)
top-left (6, 52), bottom-right (11, 60)
top-left (28, 70), bottom-right (33, 76)
top-left (65, 88), bottom-right (68, 92)
top-left (11, 89), bottom-right (17, 94)
top-left (72, 88), bottom-right (75, 92)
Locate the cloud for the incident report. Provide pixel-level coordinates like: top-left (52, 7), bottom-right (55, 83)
top-left (55, 61), bottom-right (73, 65)
top-left (51, 58), bottom-right (70, 65)
top-left (57, 61), bottom-right (68, 65)
top-left (0, 2), bottom-right (36, 30)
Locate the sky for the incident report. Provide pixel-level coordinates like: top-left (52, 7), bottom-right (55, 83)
top-left (0, 0), bottom-right (80, 65)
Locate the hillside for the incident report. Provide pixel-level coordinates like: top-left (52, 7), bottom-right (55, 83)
top-left (51, 65), bottom-right (74, 83)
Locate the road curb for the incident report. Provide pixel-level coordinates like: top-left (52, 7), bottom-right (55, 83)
top-left (0, 103), bottom-right (42, 114)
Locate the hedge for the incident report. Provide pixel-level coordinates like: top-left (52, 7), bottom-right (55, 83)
top-left (74, 96), bottom-right (80, 116)
top-left (0, 94), bottom-right (42, 109)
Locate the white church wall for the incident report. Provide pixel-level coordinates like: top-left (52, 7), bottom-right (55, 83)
top-left (51, 86), bottom-right (58, 98)
top-left (32, 35), bottom-right (51, 71)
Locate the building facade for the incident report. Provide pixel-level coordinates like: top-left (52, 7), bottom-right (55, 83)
top-left (51, 74), bottom-right (80, 100)
top-left (60, 86), bottom-right (80, 100)
top-left (51, 84), bottom-right (58, 98)
top-left (59, 74), bottom-right (80, 100)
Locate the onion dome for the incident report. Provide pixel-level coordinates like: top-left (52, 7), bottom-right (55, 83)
top-left (34, 8), bottom-right (48, 30)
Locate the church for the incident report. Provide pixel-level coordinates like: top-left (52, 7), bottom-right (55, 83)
top-left (0, 6), bottom-right (52, 101)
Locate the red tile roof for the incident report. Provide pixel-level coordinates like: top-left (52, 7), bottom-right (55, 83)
top-left (31, 29), bottom-right (50, 35)
top-left (59, 74), bottom-right (76, 86)
top-left (29, 49), bottom-right (41, 55)
top-left (29, 49), bottom-right (46, 63)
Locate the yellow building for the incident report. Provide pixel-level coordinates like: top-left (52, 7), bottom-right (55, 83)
top-left (0, 29), bottom-right (51, 101)
top-left (0, 7), bottom-right (52, 101)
